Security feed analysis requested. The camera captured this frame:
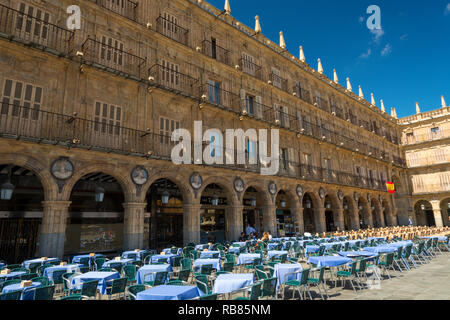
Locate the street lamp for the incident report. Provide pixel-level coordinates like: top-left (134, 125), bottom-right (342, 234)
top-left (420, 204), bottom-right (425, 211)
top-left (305, 199), bottom-right (311, 209)
top-left (280, 197), bottom-right (286, 208)
top-left (211, 194), bottom-right (219, 206)
top-left (0, 182), bottom-right (14, 200)
top-left (95, 187), bottom-right (105, 202)
top-left (250, 196), bottom-right (257, 207)
top-left (325, 201), bottom-right (331, 209)
top-left (161, 190), bottom-right (170, 205)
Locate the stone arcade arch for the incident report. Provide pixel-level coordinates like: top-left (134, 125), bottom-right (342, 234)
top-left (414, 200), bottom-right (435, 226)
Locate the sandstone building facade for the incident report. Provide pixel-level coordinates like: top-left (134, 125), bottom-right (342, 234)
top-left (0, 0), bottom-right (429, 262)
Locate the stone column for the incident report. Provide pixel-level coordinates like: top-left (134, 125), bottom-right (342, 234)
top-left (350, 209), bottom-right (360, 231)
top-left (262, 204), bottom-right (277, 236)
top-left (39, 201), bottom-right (71, 258)
top-left (228, 205), bottom-right (244, 242)
top-left (183, 204), bottom-right (201, 245)
top-left (431, 201), bottom-right (444, 227)
top-left (291, 205), bottom-right (304, 234)
top-left (313, 206), bottom-right (326, 234)
top-left (123, 202), bottom-right (147, 251)
top-left (334, 207), bottom-right (345, 231)
top-left (365, 207), bottom-right (374, 229)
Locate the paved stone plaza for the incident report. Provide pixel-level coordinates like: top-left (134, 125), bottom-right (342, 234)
top-left (328, 252), bottom-right (450, 300)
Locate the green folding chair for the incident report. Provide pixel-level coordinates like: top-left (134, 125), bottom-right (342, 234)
top-left (126, 284), bottom-right (146, 300)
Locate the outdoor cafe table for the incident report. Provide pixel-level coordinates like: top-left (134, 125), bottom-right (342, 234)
top-left (22, 257), bottom-right (60, 268)
top-left (422, 236), bottom-right (447, 241)
top-left (70, 271), bottom-right (120, 295)
top-left (43, 264), bottom-right (83, 282)
top-left (136, 285), bottom-right (202, 300)
top-left (195, 244), bottom-right (213, 250)
top-left (212, 273), bottom-right (254, 295)
top-left (267, 250), bottom-right (288, 260)
top-left (363, 246), bottom-right (398, 254)
top-left (267, 243), bottom-right (280, 250)
top-left (282, 241), bottom-right (296, 250)
top-left (122, 250), bottom-right (146, 260)
top-left (199, 250), bottom-right (221, 259)
top-left (338, 251), bottom-right (378, 258)
top-left (150, 254), bottom-right (178, 265)
top-left (103, 258), bottom-right (134, 268)
top-left (72, 254), bottom-right (105, 267)
top-left (385, 241), bottom-right (413, 248)
top-left (237, 253), bottom-right (260, 265)
top-left (228, 247), bottom-right (242, 254)
top-left (273, 263), bottom-right (303, 292)
top-left (136, 264), bottom-right (172, 284)
top-left (305, 245), bottom-right (320, 257)
top-left (2, 282), bottom-right (41, 300)
top-left (0, 271), bottom-right (26, 280)
top-left (233, 242), bottom-right (247, 247)
top-left (163, 248), bottom-right (183, 255)
top-left (193, 259), bottom-right (221, 272)
top-left (307, 256), bottom-right (353, 268)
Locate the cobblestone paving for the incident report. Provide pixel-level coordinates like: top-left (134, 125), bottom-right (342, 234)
top-left (328, 252), bottom-right (450, 300)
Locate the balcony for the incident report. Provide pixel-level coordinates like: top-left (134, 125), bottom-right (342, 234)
top-left (269, 72), bottom-right (288, 92)
top-left (407, 154), bottom-right (449, 167)
top-left (293, 84), bottom-right (312, 105)
top-left (201, 83), bottom-right (240, 113)
top-left (155, 15), bottom-right (189, 46)
top-left (403, 129), bottom-right (450, 145)
top-left (201, 40), bottom-right (230, 66)
top-left (148, 64), bottom-right (199, 97)
top-left (81, 38), bottom-right (146, 79)
top-left (0, 104), bottom-right (390, 192)
top-left (89, 0), bottom-right (138, 22)
top-left (239, 58), bottom-right (262, 80)
top-left (0, 4), bottom-right (74, 56)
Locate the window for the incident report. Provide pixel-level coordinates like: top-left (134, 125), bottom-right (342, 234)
top-left (281, 148), bottom-right (288, 170)
top-left (159, 117), bottom-right (180, 145)
top-left (324, 158), bottom-right (331, 178)
top-left (241, 53), bottom-right (255, 76)
top-left (271, 67), bottom-right (281, 89)
top-left (405, 132), bottom-right (415, 144)
top-left (434, 149), bottom-right (446, 163)
top-left (1, 79), bottom-right (42, 120)
top-left (94, 102), bottom-right (122, 135)
top-left (209, 132), bottom-right (222, 158)
top-left (314, 91), bottom-right (321, 108)
top-left (304, 153), bottom-right (312, 174)
top-left (412, 176), bottom-right (424, 193)
top-left (281, 106), bottom-right (290, 128)
top-left (246, 95), bottom-right (255, 116)
top-left (162, 12), bottom-right (179, 39)
top-left (208, 80), bottom-right (221, 104)
top-left (273, 104), bottom-right (281, 125)
top-left (430, 127), bottom-right (440, 139)
top-left (246, 139), bottom-right (257, 164)
top-left (407, 152), bottom-right (419, 167)
top-left (16, 2), bottom-right (50, 40)
top-left (161, 60), bottom-right (180, 88)
top-left (303, 115), bottom-right (312, 135)
top-left (99, 35), bottom-right (124, 67)
top-left (440, 173), bottom-right (450, 191)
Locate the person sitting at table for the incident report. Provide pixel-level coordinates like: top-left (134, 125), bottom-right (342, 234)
top-left (239, 232), bottom-right (247, 241)
top-left (260, 232), bottom-right (269, 242)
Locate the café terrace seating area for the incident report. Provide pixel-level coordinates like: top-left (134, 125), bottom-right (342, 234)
top-left (0, 226), bottom-right (448, 301)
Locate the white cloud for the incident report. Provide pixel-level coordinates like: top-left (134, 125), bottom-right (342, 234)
top-left (359, 48), bottom-right (372, 59)
top-left (445, 3), bottom-right (450, 15)
top-left (381, 44), bottom-right (392, 56)
top-left (370, 28), bottom-right (385, 43)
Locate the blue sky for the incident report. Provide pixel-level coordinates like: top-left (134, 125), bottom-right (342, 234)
top-left (206, 0), bottom-right (450, 118)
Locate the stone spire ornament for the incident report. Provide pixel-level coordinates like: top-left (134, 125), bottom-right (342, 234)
top-left (254, 15), bottom-right (261, 34)
top-left (333, 69), bottom-right (338, 84)
top-left (224, 0), bottom-right (231, 15)
top-left (390, 107), bottom-right (395, 117)
top-left (358, 85), bottom-right (364, 99)
top-left (346, 77), bottom-right (352, 92)
top-left (371, 93), bottom-right (376, 106)
top-left (393, 107), bottom-right (398, 119)
top-left (415, 102), bottom-right (421, 114)
top-left (299, 46), bottom-right (305, 62)
top-left (317, 59), bottom-right (323, 74)
top-left (380, 100), bottom-right (385, 112)
top-left (442, 95), bottom-right (447, 108)
top-left (279, 31), bottom-right (286, 49)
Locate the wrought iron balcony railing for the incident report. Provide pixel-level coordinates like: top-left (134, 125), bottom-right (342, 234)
top-left (269, 73), bottom-right (288, 92)
top-left (89, 0), bottom-right (138, 22)
top-left (201, 83), bottom-right (241, 113)
top-left (0, 104), bottom-right (390, 192)
top-left (292, 84), bottom-right (312, 105)
top-left (201, 40), bottom-right (230, 66)
top-left (155, 14), bottom-right (189, 46)
top-left (81, 37), bottom-right (146, 79)
top-left (403, 129), bottom-right (450, 145)
top-left (148, 64), bottom-right (199, 97)
top-left (239, 58), bottom-right (262, 80)
top-left (0, 3), bottom-right (74, 56)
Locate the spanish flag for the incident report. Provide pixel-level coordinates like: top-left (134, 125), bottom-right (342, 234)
top-left (386, 182), bottom-right (395, 194)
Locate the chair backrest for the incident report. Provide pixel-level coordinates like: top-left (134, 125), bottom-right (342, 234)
top-left (225, 254), bottom-right (235, 264)
top-left (260, 277), bottom-right (277, 298)
top-left (32, 285), bottom-right (55, 300)
top-left (79, 257), bottom-right (90, 267)
top-left (344, 242), bottom-right (350, 251)
top-left (199, 293), bottom-right (217, 300)
top-left (200, 264), bottom-right (213, 275)
top-left (195, 275), bottom-right (210, 295)
top-left (384, 253), bottom-right (394, 266)
top-left (223, 262), bottom-right (234, 272)
top-left (21, 273), bottom-right (38, 280)
top-left (38, 264), bottom-right (53, 276)
top-left (0, 290), bottom-right (22, 300)
top-left (181, 258), bottom-right (192, 271)
top-left (27, 262), bottom-right (41, 274)
top-left (31, 276), bottom-right (50, 286)
top-left (317, 267), bottom-right (326, 282)
top-left (126, 253), bottom-right (138, 260)
top-left (95, 258), bottom-right (106, 270)
top-left (60, 294), bottom-right (83, 300)
top-left (318, 245), bottom-right (325, 256)
top-left (62, 272), bottom-right (77, 290)
top-left (110, 278), bottom-right (127, 294)
top-left (249, 282), bottom-right (262, 300)
top-left (108, 263), bottom-right (123, 274)
top-left (154, 271), bottom-right (168, 286)
top-left (255, 268), bottom-right (268, 280)
top-left (81, 279), bottom-right (99, 297)
top-left (178, 269), bottom-right (190, 282)
top-left (127, 284), bottom-right (146, 300)
top-left (299, 268), bottom-right (310, 285)
top-left (170, 248), bottom-right (180, 255)
top-left (123, 265), bottom-right (137, 280)
top-left (52, 270), bottom-right (66, 284)
top-left (358, 259), bottom-right (367, 272)
top-left (79, 266), bottom-right (90, 274)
